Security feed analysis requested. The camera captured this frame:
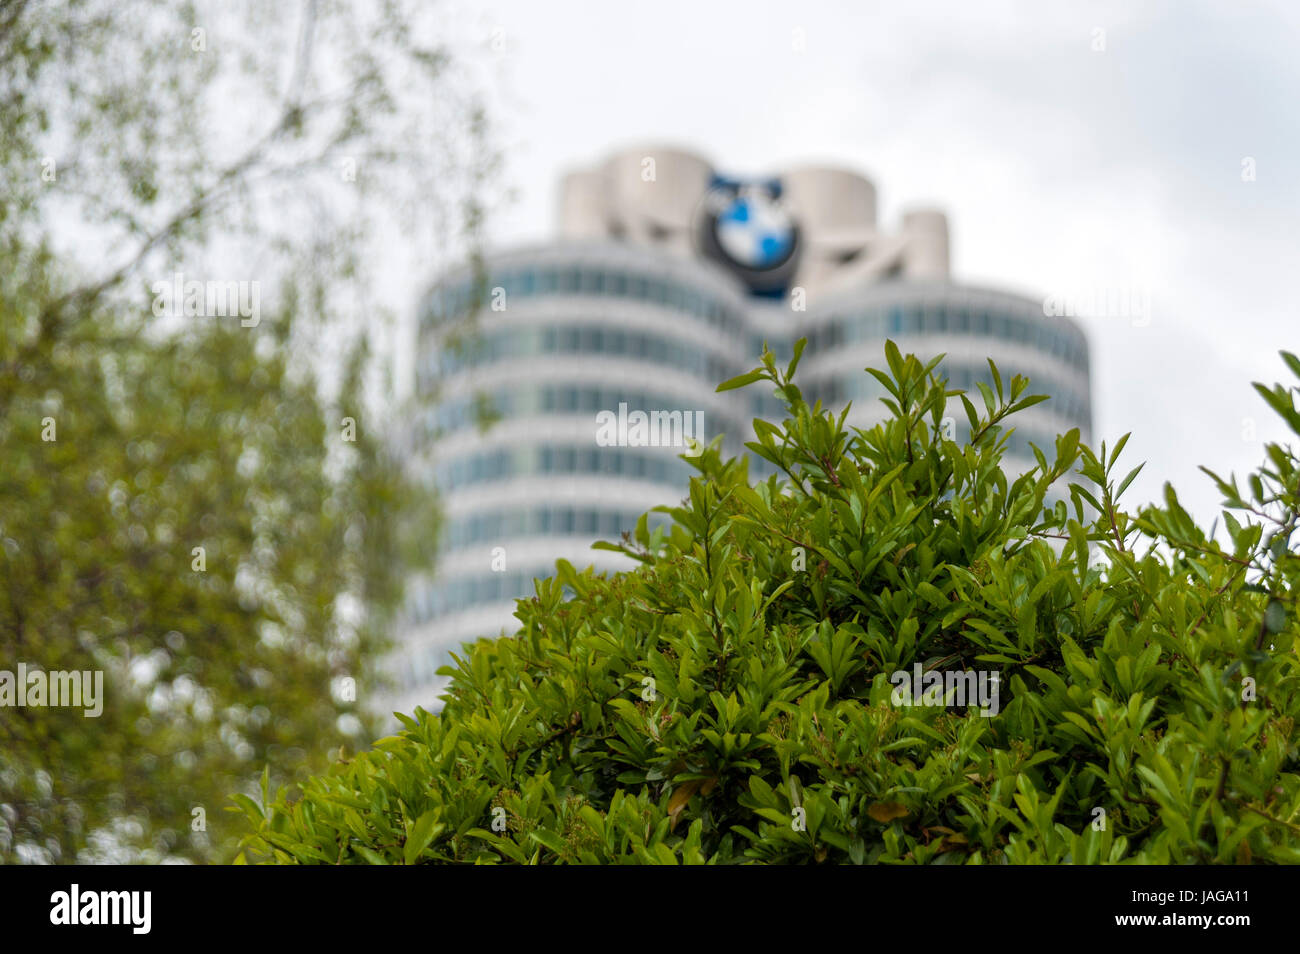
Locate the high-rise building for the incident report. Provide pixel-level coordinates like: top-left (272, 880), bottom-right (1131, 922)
top-left (385, 146), bottom-right (1091, 717)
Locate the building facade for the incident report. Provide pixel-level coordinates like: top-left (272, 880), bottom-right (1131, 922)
top-left (385, 146), bottom-right (1091, 717)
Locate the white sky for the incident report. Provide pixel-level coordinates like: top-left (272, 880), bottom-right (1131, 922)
top-left (436, 0), bottom-right (1300, 526)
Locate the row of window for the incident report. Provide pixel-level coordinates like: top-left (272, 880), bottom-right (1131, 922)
top-left (424, 266), bottom-right (748, 337)
top-left (419, 384), bottom-right (741, 444)
top-left (405, 568), bottom-right (553, 628)
top-left (424, 267), bottom-right (1085, 370)
top-left (803, 303), bottom-right (1088, 370)
top-left (443, 506), bottom-right (674, 552)
top-left (429, 323), bottom-right (742, 383)
top-left (393, 642), bottom-right (458, 692)
top-left (435, 443), bottom-right (697, 492)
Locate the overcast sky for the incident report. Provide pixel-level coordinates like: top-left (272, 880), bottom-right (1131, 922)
top-left (439, 0), bottom-right (1300, 527)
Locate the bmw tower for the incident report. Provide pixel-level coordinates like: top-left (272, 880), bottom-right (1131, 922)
top-left (386, 145), bottom-right (1092, 717)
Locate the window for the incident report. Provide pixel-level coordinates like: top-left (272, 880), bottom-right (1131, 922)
top-left (496, 270), bottom-right (515, 299)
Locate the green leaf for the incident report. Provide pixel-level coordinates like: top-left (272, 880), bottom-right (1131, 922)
top-left (404, 810), bottom-right (443, 865)
top-left (786, 337), bottom-right (808, 380)
top-left (716, 369), bottom-right (766, 392)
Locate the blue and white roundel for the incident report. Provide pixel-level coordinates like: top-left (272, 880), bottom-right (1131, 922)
top-left (714, 190), bottom-right (796, 271)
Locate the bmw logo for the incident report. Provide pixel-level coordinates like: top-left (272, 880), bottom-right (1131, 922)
top-left (697, 176), bottom-right (800, 298)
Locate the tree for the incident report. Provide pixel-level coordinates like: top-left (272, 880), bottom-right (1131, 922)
top-left (0, 0), bottom-right (494, 863)
top-left (236, 342), bottom-right (1300, 864)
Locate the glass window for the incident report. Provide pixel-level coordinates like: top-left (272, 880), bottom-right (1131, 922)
top-left (496, 270), bottom-right (515, 299)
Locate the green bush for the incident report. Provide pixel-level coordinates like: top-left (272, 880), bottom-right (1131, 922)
top-left (236, 341), bottom-right (1300, 864)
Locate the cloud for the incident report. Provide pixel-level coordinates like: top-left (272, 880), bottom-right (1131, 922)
top-left (473, 0), bottom-right (1300, 523)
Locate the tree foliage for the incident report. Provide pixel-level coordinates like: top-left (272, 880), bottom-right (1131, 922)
top-left (1, 281), bottom-right (436, 863)
top-left (0, 0), bottom-right (493, 863)
top-left (237, 342), bottom-right (1300, 864)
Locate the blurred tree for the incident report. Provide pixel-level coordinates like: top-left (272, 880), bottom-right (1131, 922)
top-left (0, 0), bottom-right (497, 862)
